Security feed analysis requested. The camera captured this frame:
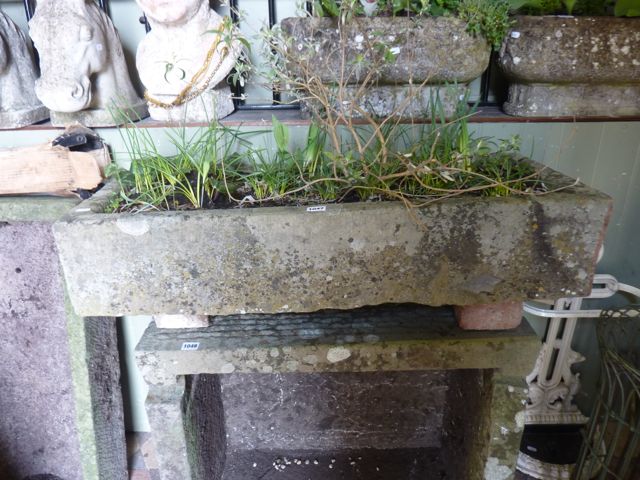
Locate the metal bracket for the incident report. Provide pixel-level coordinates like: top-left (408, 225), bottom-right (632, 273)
top-left (523, 274), bottom-right (640, 319)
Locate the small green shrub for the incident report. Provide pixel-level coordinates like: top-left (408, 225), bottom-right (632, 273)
top-left (508, 0), bottom-right (640, 16)
top-left (106, 99), bottom-right (545, 212)
top-left (313, 0), bottom-right (512, 49)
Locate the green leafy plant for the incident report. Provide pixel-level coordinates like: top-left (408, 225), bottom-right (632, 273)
top-left (508, 0), bottom-right (640, 16)
top-left (615, 0), bottom-right (640, 15)
top-left (106, 94), bottom-right (549, 213)
top-left (104, 4), bottom-right (557, 214)
top-left (106, 110), bottom-right (252, 212)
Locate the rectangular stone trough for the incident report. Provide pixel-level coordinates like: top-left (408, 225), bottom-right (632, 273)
top-left (53, 165), bottom-right (611, 318)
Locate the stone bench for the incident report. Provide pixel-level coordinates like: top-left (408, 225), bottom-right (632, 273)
top-left (136, 304), bottom-right (540, 480)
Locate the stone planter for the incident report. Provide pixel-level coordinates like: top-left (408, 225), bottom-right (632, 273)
top-left (279, 16), bottom-right (490, 118)
top-left (53, 163), bottom-right (611, 323)
top-left (499, 16), bottom-right (640, 117)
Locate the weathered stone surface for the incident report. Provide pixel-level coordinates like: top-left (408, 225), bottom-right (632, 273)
top-left (135, 305), bottom-right (539, 382)
top-left (502, 83), bottom-right (640, 118)
top-left (484, 375), bottom-right (530, 480)
top-left (29, 0), bottom-right (147, 127)
top-left (54, 165), bottom-right (611, 318)
top-left (174, 370), bottom-right (494, 480)
top-left (146, 379), bottom-right (191, 480)
top-left (221, 371), bottom-right (449, 451)
top-left (0, 222), bottom-right (83, 480)
top-left (499, 16), bottom-right (640, 117)
top-left (215, 370), bottom-right (489, 480)
top-left (280, 16), bottom-right (490, 85)
top-left (0, 12), bottom-right (48, 129)
top-left (0, 198), bottom-right (126, 480)
top-left (455, 302), bottom-right (523, 330)
top-left (300, 84), bottom-right (469, 119)
top-left (0, 196), bottom-right (78, 222)
top-left (49, 101), bottom-right (148, 128)
top-left (84, 317), bottom-right (128, 480)
top-left (183, 375), bottom-right (226, 480)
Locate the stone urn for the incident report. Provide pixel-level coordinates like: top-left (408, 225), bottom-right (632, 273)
top-left (499, 16), bottom-right (640, 117)
top-left (278, 16), bottom-right (490, 118)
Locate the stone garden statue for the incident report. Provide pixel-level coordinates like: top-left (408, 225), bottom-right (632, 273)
top-left (135, 0), bottom-right (243, 122)
top-left (29, 0), bottom-right (147, 127)
top-left (0, 11), bottom-right (48, 128)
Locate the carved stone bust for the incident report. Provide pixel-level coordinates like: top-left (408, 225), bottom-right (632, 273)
top-left (29, 0), bottom-right (147, 127)
top-left (0, 11), bottom-right (48, 128)
top-left (135, 0), bottom-right (242, 122)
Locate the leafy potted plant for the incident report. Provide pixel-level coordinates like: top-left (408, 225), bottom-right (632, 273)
top-left (273, 0), bottom-right (512, 118)
top-left (499, 0), bottom-right (640, 117)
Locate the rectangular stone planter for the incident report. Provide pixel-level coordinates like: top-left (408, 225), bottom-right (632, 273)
top-left (279, 16), bottom-right (490, 118)
top-left (499, 16), bottom-right (640, 117)
top-left (53, 163), bottom-right (611, 320)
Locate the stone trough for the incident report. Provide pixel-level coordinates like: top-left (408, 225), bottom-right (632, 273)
top-left (53, 164), bottom-right (611, 326)
top-left (499, 16), bottom-right (640, 117)
top-left (279, 16), bottom-right (491, 118)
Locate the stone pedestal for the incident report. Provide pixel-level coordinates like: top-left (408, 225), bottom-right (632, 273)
top-left (136, 305), bottom-right (539, 480)
top-left (49, 101), bottom-right (148, 128)
top-left (0, 197), bottom-right (126, 480)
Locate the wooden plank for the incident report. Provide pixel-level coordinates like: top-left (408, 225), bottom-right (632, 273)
top-left (0, 143), bottom-right (110, 196)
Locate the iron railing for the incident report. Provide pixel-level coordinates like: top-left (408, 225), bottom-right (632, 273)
top-left (22, 0), bottom-right (501, 113)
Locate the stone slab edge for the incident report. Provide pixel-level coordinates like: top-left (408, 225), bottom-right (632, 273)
top-left (64, 292), bottom-right (100, 480)
top-left (484, 375), bottom-right (531, 480)
top-left (84, 317), bottom-right (128, 480)
top-left (135, 318), bottom-right (540, 386)
top-left (0, 196), bottom-right (79, 222)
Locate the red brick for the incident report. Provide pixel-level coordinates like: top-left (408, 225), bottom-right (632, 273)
top-left (454, 302), bottom-right (523, 330)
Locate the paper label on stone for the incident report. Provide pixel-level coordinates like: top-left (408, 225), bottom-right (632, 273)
top-left (181, 342), bottom-right (200, 351)
top-left (306, 206), bottom-right (327, 212)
